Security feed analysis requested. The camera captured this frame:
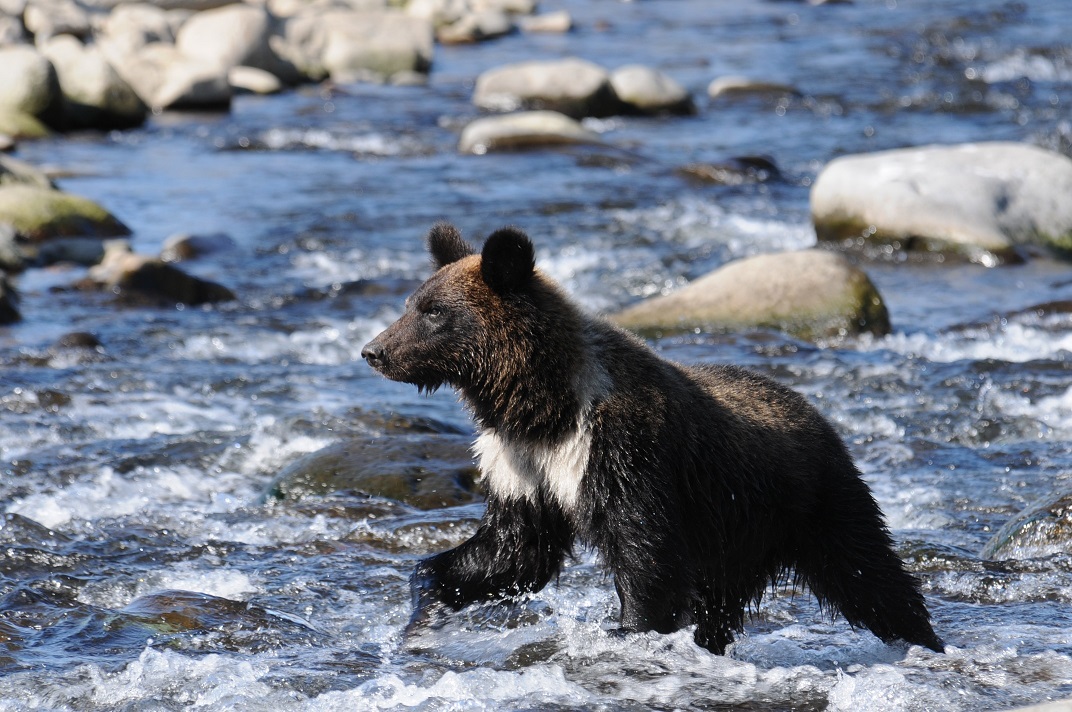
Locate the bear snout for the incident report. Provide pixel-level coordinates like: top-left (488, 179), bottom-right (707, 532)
top-left (361, 340), bottom-right (387, 371)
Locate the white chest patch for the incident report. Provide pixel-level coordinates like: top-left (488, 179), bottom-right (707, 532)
top-left (473, 425), bottom-right (593, 512)
top-left (471, 322), bottom-right (611, 513)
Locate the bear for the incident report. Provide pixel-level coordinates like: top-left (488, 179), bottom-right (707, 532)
top-left (360, 223), bottom-right (943, 655)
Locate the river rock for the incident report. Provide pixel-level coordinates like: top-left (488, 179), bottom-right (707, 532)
top-left (267, 434), bottom-right (481, 510)
top-left (517, 9), bottom-right (570, 33)
top-left (175, 4), bottom-right (298, 83)
top-left (40, 35), bottom-right (148, 130)
top-left (707, 75), bottom-right (801, 100)
top-left (23, 0), bottom-right (91, 42)
top-left (609, 64), bottom-right (695, 116)
top-left (160, 231), bottom-right (236, 261)
top-left (811, 142), bottom-right (1072, 263)
top-left (677, 155), bottom-right (781, 185)
top-left (436, 9), bottom-right (513, 44)
top-left (0, 13), bottom-right (27, 43)
top-left (0, 272), bottom-right (19, 324)
top-left (0, 111), bottom-right (49, 139)
top-left (473, 57), bottom-right (623, 118)
top-left (80, 0), bottom-right (236, 10)
top-left (0, 46), bottom-right (62, 123)
top-left (276, 9), bottom-right (432, 83)
top-left (611, 249), bottom-right (890, 341)
top-left (981, 492), bottom-right (1072, 561)
top-left (97, 3), bottom-right (177, 57)
top-left (0, 185), bottom-right (129, 241)
top-left (228, 65), bottom-right (283, 94)
top-left (107, 42), bottom-right (231, 110)
top-left (0, 154), bottom-right (54, 189)
top-left (458, 110), bottom-right (601, 154)
top-left (88, 244), bottom-right (236, 305)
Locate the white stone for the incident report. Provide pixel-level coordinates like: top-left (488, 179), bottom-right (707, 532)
top-left (40, 35), bottom-right (146, 127)
top-left (610, 64), bottom-right (693, 114)
top-left (811, 142), bottom-right (1072, 260)
top-left (458, 110), bottom-right (600, 154)
top-left (707, 75), bottom-right (800, 99)
top-left (473, 57), bottom-right (616, 117)
top-left (0, 45), bottom-right (60, 118)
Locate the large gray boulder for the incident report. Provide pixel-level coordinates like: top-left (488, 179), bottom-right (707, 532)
top-left (458, 110), bottom-right (601, 154)
top-left (610, 65), bottom-right (694, 115)
top-left (276, 9), bottom-right (433, 83)
top-left (40, 35), bottom-right (148, 129)
top-left (0, 45), bottom-right (62, 123)
top-left (104, 41), bottom-right (231, 110)
top-left (175, 4), bottom-right (299, 83)
top-left (811, 142), bottom-right (1072, 264)
top-left (23, 0), bottom-right (92, 42)
top-left (97, 3), bottom-right (178, 57)
top-left (611, 249), bottom-right (890, 341)
top-left (473, 57), bottom-right (623, 118)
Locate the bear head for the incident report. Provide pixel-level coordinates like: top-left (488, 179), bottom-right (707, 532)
top-left (361, 223), bottom-right (585, 439)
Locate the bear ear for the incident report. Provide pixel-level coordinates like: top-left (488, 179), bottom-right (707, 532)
top-left (481, 227), bottom-right (535, 294)
top-left (427, 222), bottom-right (475, 269)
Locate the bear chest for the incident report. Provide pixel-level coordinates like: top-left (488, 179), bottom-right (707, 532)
top-left (473, 428), bottom-right (592, 512)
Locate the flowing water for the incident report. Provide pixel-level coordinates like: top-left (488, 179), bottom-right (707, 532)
top-left (3, 0), bottom-right (1072, 709)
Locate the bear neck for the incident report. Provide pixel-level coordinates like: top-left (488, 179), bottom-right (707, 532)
top-left (462, 299), bottom-right (596, 445)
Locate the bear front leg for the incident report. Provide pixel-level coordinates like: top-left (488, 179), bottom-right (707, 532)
top-left (407, 492), bottom-right (572, 631)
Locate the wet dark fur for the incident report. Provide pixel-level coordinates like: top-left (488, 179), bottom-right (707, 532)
top-left (361, 223), bottom-right (943, 655)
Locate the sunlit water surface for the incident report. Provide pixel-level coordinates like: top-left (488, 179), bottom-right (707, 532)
top-left (3, 0), bottom-right (1072, 709)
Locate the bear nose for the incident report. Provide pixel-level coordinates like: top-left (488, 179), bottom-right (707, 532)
top-left (361, 341), bottom-right (385, 369)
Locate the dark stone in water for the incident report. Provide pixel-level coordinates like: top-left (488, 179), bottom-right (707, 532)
top-left (677, 155), bottom-right (782, 185)
top-left (267, 434), bottom-right (481, 510)
top-left (53, 331), bottom-right (102, 350)
top-left (121, 590), bottom-right (317, 635)
top-left (981, 491), bottom-right (1072, 560)
top-left (0, 513), bottom-right (71, 546)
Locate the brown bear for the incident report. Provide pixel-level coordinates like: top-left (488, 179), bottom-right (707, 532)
top-left (361, 223), bottom-right (943, 655)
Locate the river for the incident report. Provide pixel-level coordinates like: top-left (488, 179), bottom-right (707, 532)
top-left (2, 0), bottom-right (1072, 709)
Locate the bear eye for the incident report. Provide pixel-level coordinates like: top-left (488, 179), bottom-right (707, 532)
top-left (423, 303), bottom-right (445, 321)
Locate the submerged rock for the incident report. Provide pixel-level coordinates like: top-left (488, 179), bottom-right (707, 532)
top-left (473, 58), bottom-right (623, 118)
top-left (707, 75), bottom-right (800, 100)
top-left (677, 155), bottom-right (781, 185)
top-left (611, 249), bottom-right (890, 341)
top-left (458, 110), bottom-right (601, 154)
top-left (982, 492), bottom-right (1072, 561)
top-left (811, 142), bottom-right (1072, 264)
top-left (88, 245), bottom-right (237, 305)
top-left (0, 272), bottom-right (19, 324)
top-left (0, 185), bottom-right (130, 242)
top-left (609, 65), bottom-right (694, 116)
top-left (267, 434), bottom-right (481, 510)
top-left (160, 231), bottom-right (237, 261)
